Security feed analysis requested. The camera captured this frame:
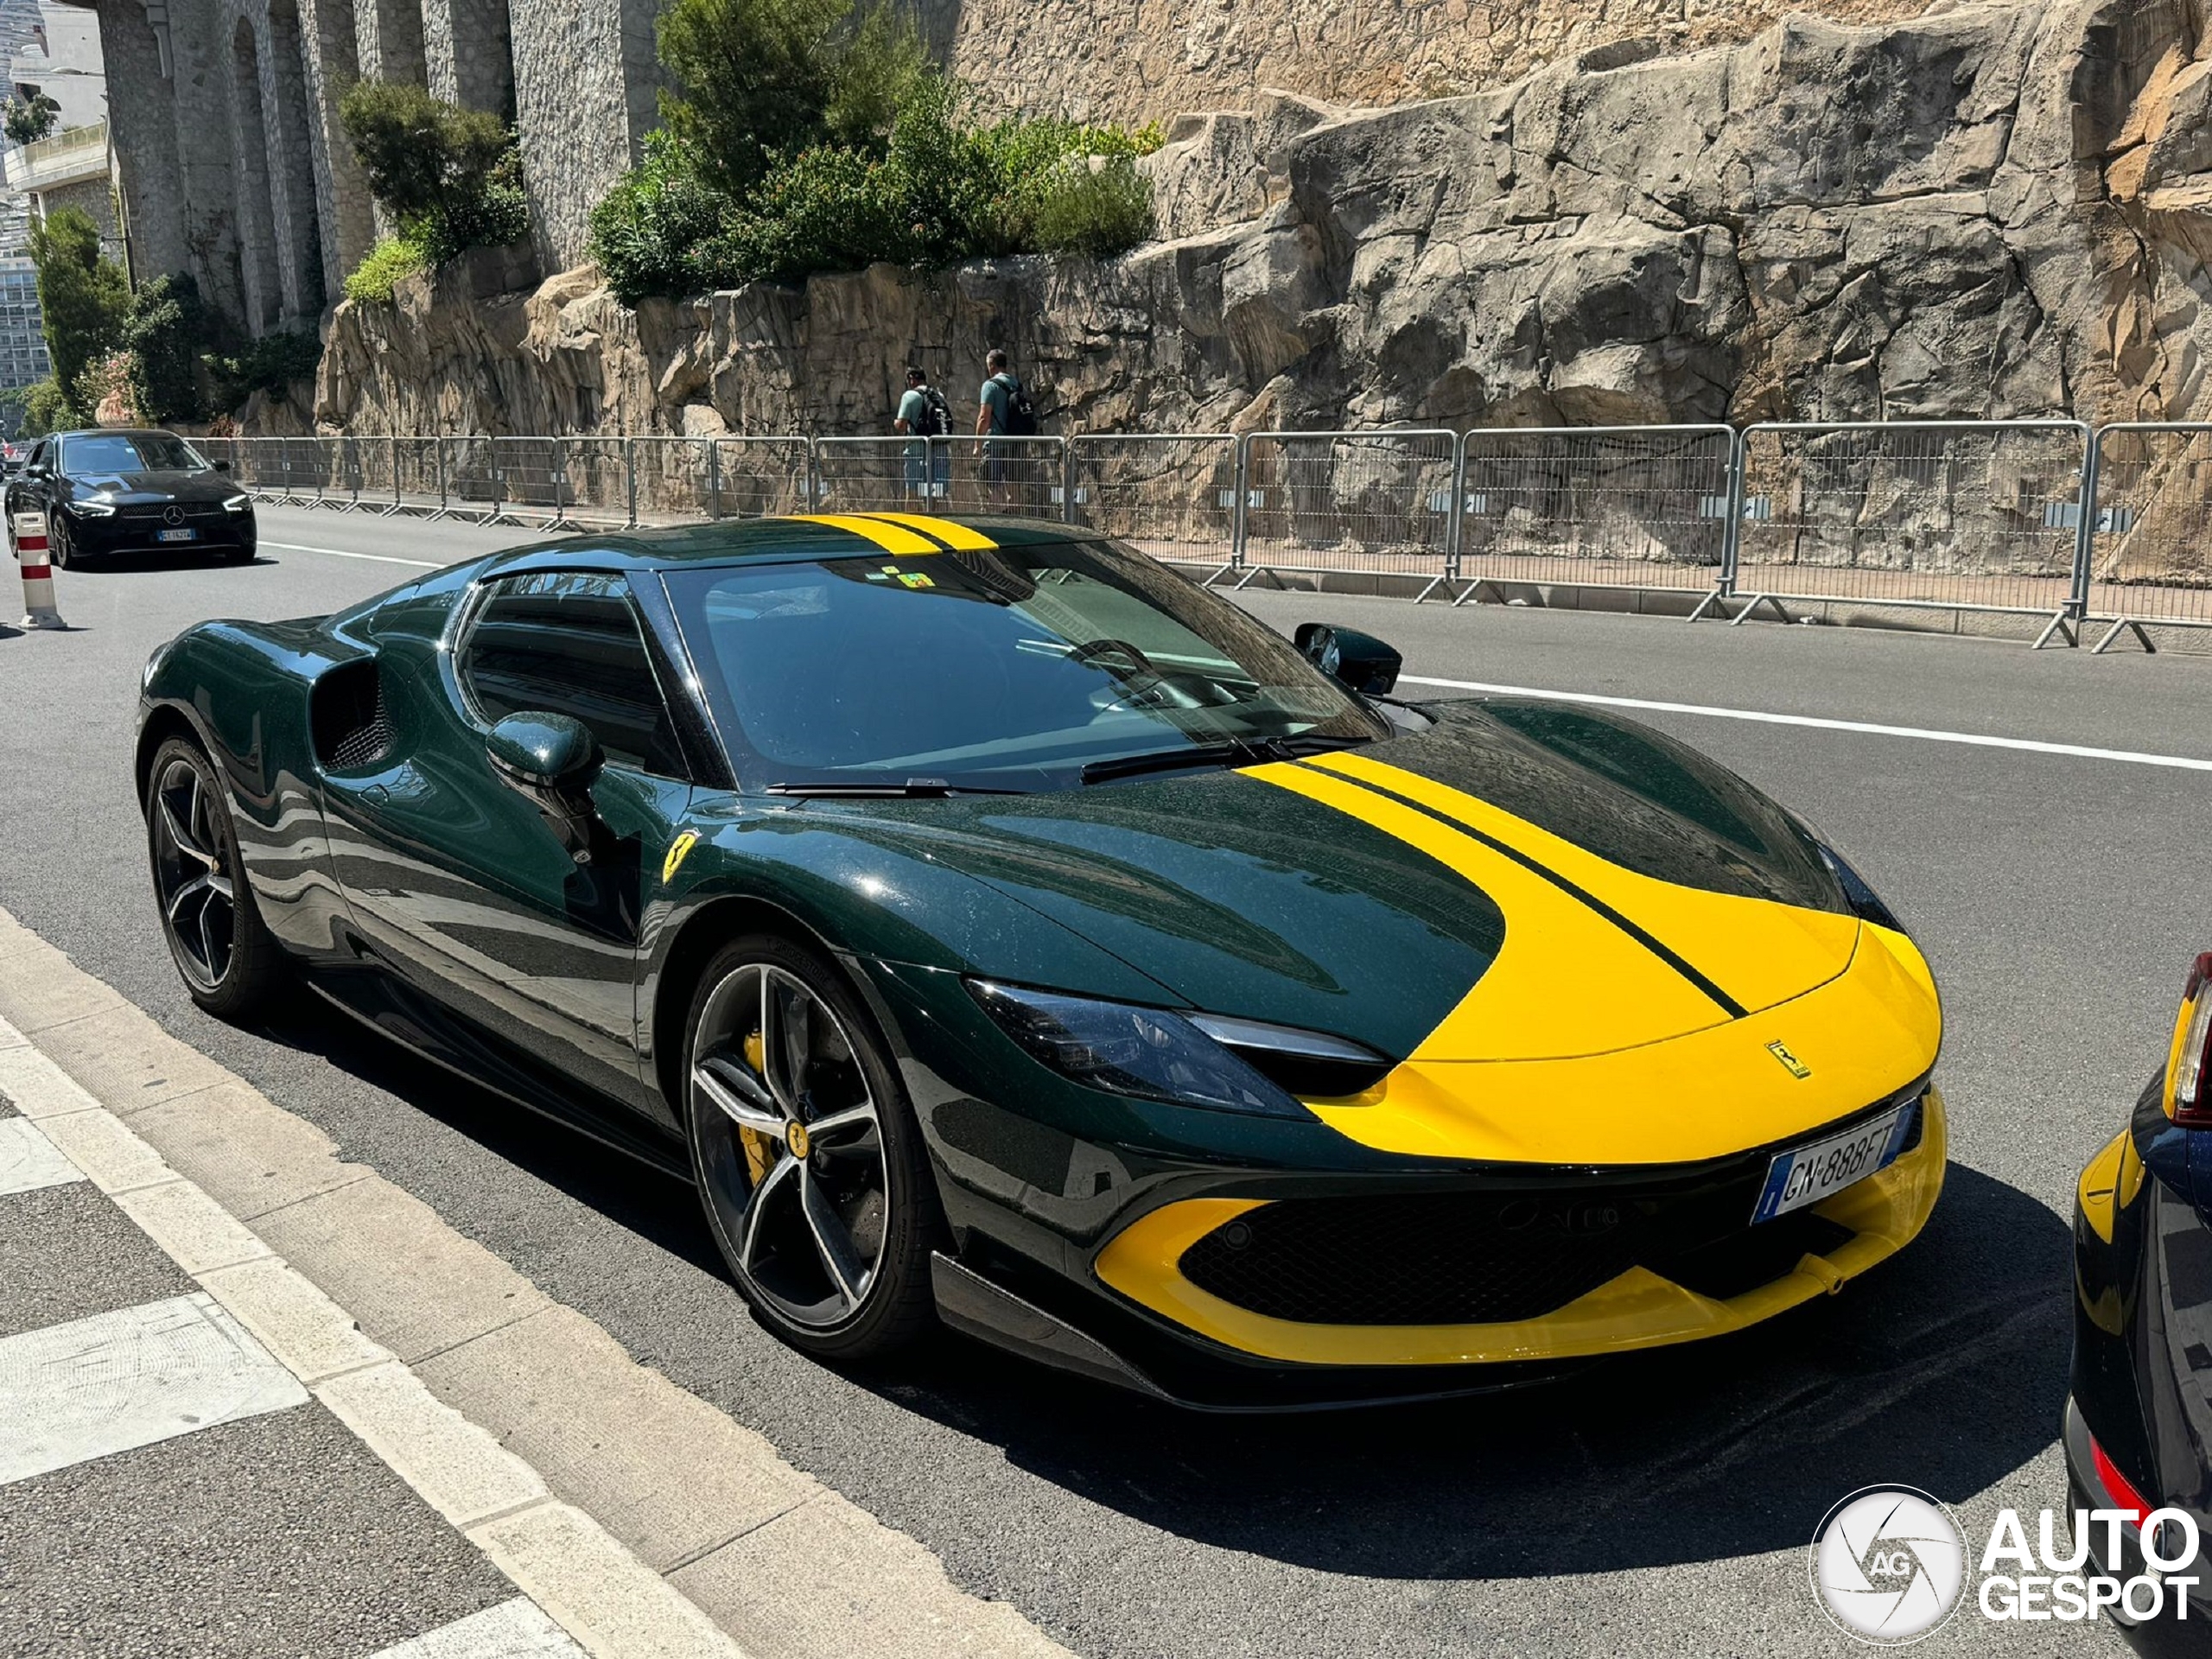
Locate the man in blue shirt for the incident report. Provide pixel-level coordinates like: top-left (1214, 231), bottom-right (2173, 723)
top-left (892, 366), bottom-right (949, 503)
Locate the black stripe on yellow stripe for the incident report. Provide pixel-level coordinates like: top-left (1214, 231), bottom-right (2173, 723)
top-left (1290, 760), bottom-right (1751, 1020)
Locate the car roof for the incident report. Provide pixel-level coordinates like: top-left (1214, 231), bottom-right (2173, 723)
top-left (476, 512), bottom-right (1108, 576)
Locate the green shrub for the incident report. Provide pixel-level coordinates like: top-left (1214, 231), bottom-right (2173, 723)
top-left (724, 145), bottom-right (911, 283)
top-left (589, 28), bottom-right (1160, 300)
top-left (1029, 156), bottom-right (1155, 258)
top-left (18, 377), bottom-right (83, 435)
top-left (207, 330), bottom-right (321, 408)
top-left (340, 79), bottom-right (510, 224)
top-left (658, 0), bottom-right (921, 193)
top-left (121, 272), bottom-right (212, 423)
top-left (340, 79), bottom-right (529, 266)
top-left (3, 92), bottom-right (58, 148)
top-left (344, 233), bottom-right (432, 306)
top-left (588, 131), bottom-right (744, 306)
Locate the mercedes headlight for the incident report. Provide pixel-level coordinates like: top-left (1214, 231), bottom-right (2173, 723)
top-left (223, 493), bottom-right (251, 512)
top-left (67, 499), bottom-right (114, 517)
top-left (967, 981), bottom-right (1388, 1118)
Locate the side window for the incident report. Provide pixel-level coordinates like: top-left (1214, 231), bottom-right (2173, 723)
top-left (27, 441), bottom-right (47, 473)
top-left (458, 571), bottom-right (688, 778)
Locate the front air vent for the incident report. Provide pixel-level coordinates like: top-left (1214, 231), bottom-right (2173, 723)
top-left (311, 658), bottom-right (394, 772)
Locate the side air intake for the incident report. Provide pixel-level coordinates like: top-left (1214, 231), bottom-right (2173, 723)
top-left (310, 658), bottom-right (394, 771)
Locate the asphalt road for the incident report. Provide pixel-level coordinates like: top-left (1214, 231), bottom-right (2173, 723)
top-left (5, 505), bottom-right (2205, 1655)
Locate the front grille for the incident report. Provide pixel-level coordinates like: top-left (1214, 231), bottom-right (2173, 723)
top-left (1176, 1096), bottom-right (1922, 1326)
top-left (118, 503), bottom-right (226, 524)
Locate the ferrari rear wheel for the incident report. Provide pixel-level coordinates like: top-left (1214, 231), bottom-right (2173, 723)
top-left (145, 737), bottom-right (285, 1018)
top-left (683, 933), bottom-right (938, 1359)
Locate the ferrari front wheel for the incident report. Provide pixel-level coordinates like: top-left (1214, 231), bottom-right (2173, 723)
top-left (683, 934), bottom-right (939, 1359)
top-left (145, 737), bottom-right (286, 1018)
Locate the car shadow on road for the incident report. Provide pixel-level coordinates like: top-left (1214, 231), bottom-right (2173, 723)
top-left (861, 1162), bottom-right (2069, 1579)
top-left (251, 990), bottom-right (723, 1276)
top-left (58, 550), bottom-right (272, 572)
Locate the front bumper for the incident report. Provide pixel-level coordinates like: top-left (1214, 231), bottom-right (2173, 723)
top-left (1092, 1087), bottom-right (1946, 1369)
top-left (63, 507), bottom-right (254, 556)
top-left (933, 1085), bottom-right (1945, 1407)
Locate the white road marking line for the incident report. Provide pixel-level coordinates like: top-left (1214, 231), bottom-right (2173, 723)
top-left (1400, 676), bottom-right (2212, 772)
top-left (0, 1115), bottom-right (86, 1197)
top-left (0, 1291), bottom-right (308, 1485)
top-left (365, 1596), bottom-right (585, 1658)
top-left (259, 540), bottom-right (443, 569)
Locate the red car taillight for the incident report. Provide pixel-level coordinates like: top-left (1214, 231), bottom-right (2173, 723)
top-left (2092, 1430), bottom-right (2153, 1527)
top-left (2169, 953), bottom-right (2212, 1128)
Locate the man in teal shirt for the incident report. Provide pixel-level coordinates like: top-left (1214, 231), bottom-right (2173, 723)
top-left (893, 366), bottom-right (949, 502)
top-left (976, 349), bottom-right (1020, 505)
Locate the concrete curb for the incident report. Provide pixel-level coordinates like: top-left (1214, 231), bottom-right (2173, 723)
top-left (0, 904), bottom-right (1075, 1659)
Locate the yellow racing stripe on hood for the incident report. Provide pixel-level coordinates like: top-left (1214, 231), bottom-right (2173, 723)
top-left (849, 512), bottom-right (999, 550)
top-left (1244, 761), bottom-right (1727, 1060)
top-left (1305, 751), bottom-right (1862, 1017)
top-left (786, 513), bottom-right (943, 554)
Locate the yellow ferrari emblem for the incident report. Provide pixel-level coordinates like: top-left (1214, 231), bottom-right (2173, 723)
top-left (661, 831), bottom-right (699, 884)
top-left (785, 1120), bottom-right (812, 1159)
top-left (1765, 1039), bottom-right (1812, 1080)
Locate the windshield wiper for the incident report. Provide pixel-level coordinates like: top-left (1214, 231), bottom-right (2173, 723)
top-left (1079, 734), bottom-right (1365, 786)
top-left (763, 780), bottom-right (1028, 798)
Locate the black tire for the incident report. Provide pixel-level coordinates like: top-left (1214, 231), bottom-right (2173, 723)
top-left (681, 931), bottom-right (941, 1360)
top-left (143, 735), bottom-right (287, 1019)
top-left (47, 513), bottom-right (71, 569)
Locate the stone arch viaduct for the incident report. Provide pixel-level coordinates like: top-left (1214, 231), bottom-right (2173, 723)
top-left (79, 0), bottom-right (661, 335)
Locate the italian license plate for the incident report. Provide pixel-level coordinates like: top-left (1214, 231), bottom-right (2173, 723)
top-left (1751, 1106), bottom-right (1911, 1224)
top-left (156, 527), bottom-right (196, 543)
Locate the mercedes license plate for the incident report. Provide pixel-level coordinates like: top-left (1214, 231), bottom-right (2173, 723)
top-left (155, 527), bottom-right (197, 543)
top-left (1751, 1108), bottom-right (1910, 1224)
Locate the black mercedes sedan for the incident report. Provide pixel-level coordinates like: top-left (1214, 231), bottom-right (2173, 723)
top-left (2069, 951), bottom-right (2212, 1651)
top-left (4, 428), bottom-right (255, 566)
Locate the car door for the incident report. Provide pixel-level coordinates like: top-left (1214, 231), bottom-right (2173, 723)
top-left (320, 569), bottom-right (695, 1114)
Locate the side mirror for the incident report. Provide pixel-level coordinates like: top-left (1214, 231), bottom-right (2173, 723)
top-left (1295, 623), bottom-right (1402, 696)
top-left (212, 459), bottom-right (232, 474)
top-left (486, 711), bottom-right (603, 861)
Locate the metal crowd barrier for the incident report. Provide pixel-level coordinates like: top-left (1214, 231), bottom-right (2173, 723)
top-left (1237, 429), bottom-right (1457, 594)
top-left (2080, 423), bottom-right (2212, 652)
top-left (1730, 421), bottom-right (2090, 644)
top-left (1065, 434), bottom-right (1239, 577)
top-left (1452, 425), bottom-right (1735, 609)
top-left (203, 420), bottom-right (2212, 649)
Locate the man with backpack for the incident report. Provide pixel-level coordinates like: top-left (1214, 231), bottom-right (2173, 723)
top-left (893, 366), bottom-right (952, 502)
top-left (975, 348), bottom-right (1037, 506)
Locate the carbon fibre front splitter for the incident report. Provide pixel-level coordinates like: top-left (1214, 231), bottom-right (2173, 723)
top-left (928, 1252), bottom-right (1587, 1413)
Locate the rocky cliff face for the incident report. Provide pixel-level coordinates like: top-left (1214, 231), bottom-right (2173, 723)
top-left (311, 0), bottom-right (2207, 442)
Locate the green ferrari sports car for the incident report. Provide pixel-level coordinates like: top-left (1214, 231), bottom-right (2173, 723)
top-left (137, 511), bottom-right (1945, 1407)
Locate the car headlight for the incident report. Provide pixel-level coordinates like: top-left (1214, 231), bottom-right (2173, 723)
top-left (1813, 839), bottom-right (1904, 934)
top-left (223, 494), bottom-right (250, 512)
top-left (67, 499), bottom-right (115, 518)
top-left (967, 981), bottom-right (1389, 1117)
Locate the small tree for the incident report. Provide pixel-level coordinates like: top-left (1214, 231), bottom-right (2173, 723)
top-left (3, 92), bottom-right (60, 148)
top-left (658, 0), bottom-right (921, 193)
top-left (123, 272), bottom-right (212, 423)
top-left (28, 206), bottom-right (130, 413)
top-left (340, 79), bottom-right (510, 224)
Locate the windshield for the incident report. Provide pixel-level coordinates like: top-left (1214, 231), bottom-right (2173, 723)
top-left (664, 536), bottom-right (1389, 792)
top-left (60, 433), bottom-right (207, 475)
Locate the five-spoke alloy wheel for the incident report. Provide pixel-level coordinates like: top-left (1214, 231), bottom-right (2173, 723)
top-left (684, 934), bottom-right (938, 1357)
top-left (144, 736), bottom-right (283, 1017)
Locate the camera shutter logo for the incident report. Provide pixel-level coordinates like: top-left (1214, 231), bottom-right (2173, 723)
top-left (1809, 1487), bottom-right (1967, 1644)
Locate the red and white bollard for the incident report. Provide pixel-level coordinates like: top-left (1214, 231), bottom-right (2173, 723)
top-left (14, 509), bottom-right (62, 630)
